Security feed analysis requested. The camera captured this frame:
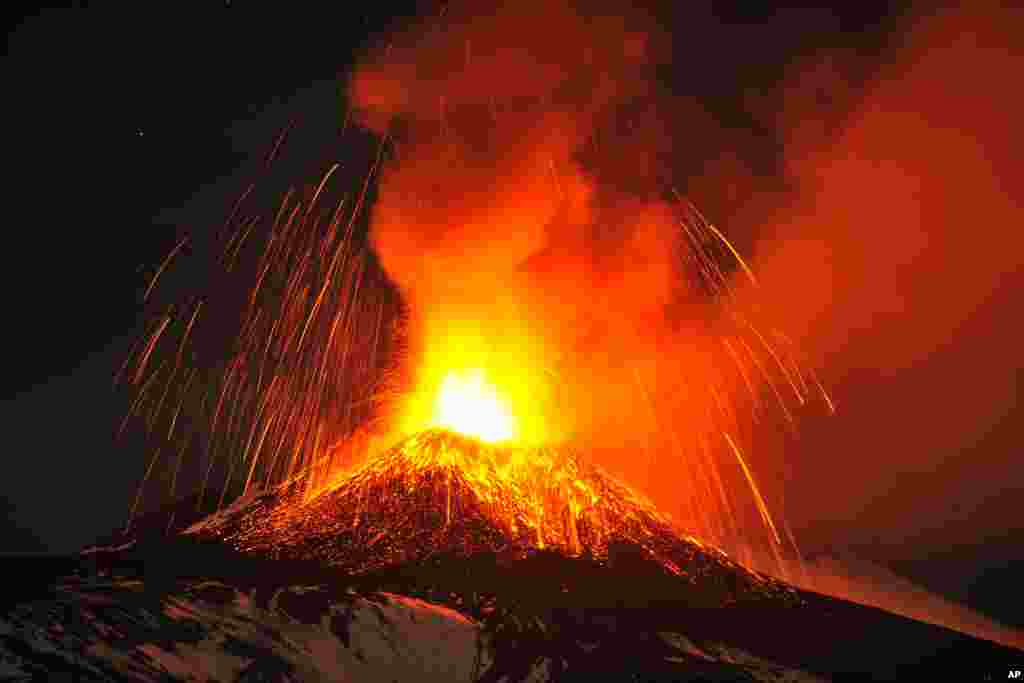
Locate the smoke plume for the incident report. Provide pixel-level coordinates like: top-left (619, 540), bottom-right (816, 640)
top-left (349, 1), bottom-right (737, 460)
top-left (743, 3), bottom-right (1024, 545)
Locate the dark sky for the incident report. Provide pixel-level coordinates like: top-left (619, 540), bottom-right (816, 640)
top-left (1, 3), bottom-right (408, 549)
top-left (3, 2), bottom-right (1021, 631)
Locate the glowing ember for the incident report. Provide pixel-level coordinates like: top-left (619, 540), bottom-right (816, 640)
top-left (432, 369), bottom-right (517, 443)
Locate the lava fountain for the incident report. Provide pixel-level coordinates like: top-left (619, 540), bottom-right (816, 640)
top-left (431, 370), bottom-right (516, 443)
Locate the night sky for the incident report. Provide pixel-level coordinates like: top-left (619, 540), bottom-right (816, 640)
top-left (3, 2), bottom-right (1021, 632)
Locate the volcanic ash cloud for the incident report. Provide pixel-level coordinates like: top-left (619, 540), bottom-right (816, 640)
top-left (347, 2), bottom-right (733, 452)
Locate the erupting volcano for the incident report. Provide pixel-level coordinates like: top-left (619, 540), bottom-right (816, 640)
top-left (113, 0), bottom-right (840, 574)
top-left (5, 2), bottom-right (1005, 680)
top-left (188, 427), bottom-right (778, 593)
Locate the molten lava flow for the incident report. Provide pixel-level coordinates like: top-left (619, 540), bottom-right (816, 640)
top-left (433, 369), bottom-right (517, 443)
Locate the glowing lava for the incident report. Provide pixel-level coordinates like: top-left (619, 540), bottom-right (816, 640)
top-left (433, 369), bottom-right (517, 443)
top-left (391, 315), bottom-right (561, 452)
top-left (208, 428), bottom-right (734, 578)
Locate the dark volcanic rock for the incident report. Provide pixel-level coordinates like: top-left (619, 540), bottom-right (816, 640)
top-left (1, 537), bottom-right (1020, 681)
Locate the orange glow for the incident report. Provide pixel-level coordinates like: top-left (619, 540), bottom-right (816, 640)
top-left (433, 369), bottom-right (517, 443)
top-left (391, 312), bottom-right (562, 450)
top-left (269, 429), bottom-right (710, 569)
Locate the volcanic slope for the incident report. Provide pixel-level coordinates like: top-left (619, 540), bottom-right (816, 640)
top-left (185, 429), bottom-right (794, 605)
top-left (5, 430), bottom-right (1020, 680)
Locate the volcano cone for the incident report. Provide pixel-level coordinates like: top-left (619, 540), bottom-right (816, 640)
top-left (185, 429), bottom-right (793, 604)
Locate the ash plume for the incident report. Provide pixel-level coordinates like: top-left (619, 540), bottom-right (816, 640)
top-left (350, 2), bottom-right (680, 394)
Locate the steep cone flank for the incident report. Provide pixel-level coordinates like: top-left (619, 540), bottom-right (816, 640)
top-left (186, 429), bottom-right (791, 604)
